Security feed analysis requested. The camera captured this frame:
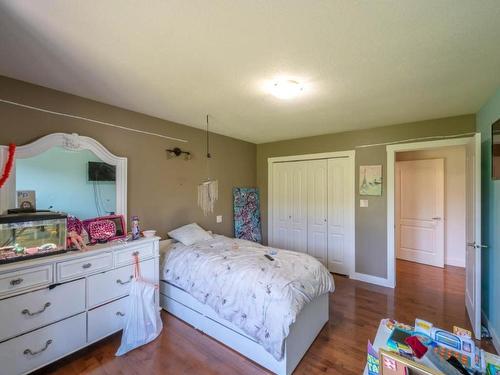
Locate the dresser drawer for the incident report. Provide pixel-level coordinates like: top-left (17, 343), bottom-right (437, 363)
top-left (0, 312), bottom-right (86, 375)
top-left (114, 243), bottom-right (155, 267)
top-left (88, 297), bottom-right (128, 343)
top-left (0, 278), bottom-right (85, 342)
top-left (0, 265), bottom-right (53, 298)
top-left (87, 258), bottom-right (155, 308)
top-left (56, 252), bottom-right (113, 282)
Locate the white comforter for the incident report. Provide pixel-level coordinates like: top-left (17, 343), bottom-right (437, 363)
top-left (161, 235), bottom-right (334, 360)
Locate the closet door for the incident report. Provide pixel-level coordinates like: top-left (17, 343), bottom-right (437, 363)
top-left (327, 158), bottom-right (353, 275)
top-left (287, 161), bottom-right (308, 253)
top-left (272, 162), bottom-right (290, 249)
top-left (307, 159), bottom-right (328, 265)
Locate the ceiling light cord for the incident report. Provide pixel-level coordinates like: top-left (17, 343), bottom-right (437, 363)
top-left (206, 114), bottom-right (211, 159)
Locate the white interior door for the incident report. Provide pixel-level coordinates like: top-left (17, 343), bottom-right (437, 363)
top-left (307, 159), bottom-right (328, 265)
top-left (465, 133), bottom-right (482, 339)
top-left (287, 161), bottom-right (308, 253)
top-left (271, 162), bottom-right (290, 250)
top-left (327, 158), bottom-right (354, 275)
top-left (396, 159), bottom-right (444, 267)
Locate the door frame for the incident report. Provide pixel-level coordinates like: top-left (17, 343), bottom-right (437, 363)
top-left (386, 136), bottom-right (475, 288)
top-left (267, 150), bottom-right (356, 276)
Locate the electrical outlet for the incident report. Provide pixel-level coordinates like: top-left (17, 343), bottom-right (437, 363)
top-left (360, 199), bottom-right (369, 208)
top-left (216, 215), bottom-right (223, 223)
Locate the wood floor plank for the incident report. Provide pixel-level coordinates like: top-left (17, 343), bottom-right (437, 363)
top-left (34, 260), bottom-right (496, 374)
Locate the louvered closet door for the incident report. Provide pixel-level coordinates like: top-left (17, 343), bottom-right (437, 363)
top-left (307, 160), bottom-right (328, 265)
top-left (287, 161), bottom-right (308, 253)
top-left (327, 158), bottom-right (353, 275)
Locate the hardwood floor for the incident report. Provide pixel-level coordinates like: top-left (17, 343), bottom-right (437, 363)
top-left (36, 260), bottom-right (495, 375)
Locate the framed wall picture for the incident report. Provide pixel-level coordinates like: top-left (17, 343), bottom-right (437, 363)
top-left (360, 165), bottom-right (382, 196)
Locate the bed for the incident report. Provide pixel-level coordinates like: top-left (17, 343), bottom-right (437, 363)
top-left (159, 232), bottom-right (334, 375)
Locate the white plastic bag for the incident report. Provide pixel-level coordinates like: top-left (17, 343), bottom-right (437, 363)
top-left (116, 255), bottom-right (163, 356)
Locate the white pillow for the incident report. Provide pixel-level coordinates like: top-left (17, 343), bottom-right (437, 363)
top-left (168, 223), bottom-right (213, 246)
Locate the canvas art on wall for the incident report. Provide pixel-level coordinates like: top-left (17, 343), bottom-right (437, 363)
top-left (360, 165), bottom-right (382, 196)
top-left (233, 187), bottom-right (262, 243)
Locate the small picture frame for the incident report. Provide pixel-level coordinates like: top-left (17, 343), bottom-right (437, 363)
top-left (360, 165), bottom-right (383, 196)
top-left (82, 214), bottom-right (126, 244)
top-left (379, 349), bottom-right (440, 375)
top-left (17, 190), bottom-right (36, 210)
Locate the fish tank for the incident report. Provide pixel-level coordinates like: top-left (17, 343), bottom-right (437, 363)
top-left (0, 212), bottom-right (68, 264)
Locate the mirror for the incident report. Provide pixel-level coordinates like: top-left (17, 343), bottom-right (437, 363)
top-left (0, 133), bottom-right (127, 221)
top-left (493, 119), bottom-right (500, 179)
top-left (15, 146), bottom-right (116, 219)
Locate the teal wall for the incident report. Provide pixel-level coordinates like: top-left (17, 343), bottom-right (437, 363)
top-left (16, 147), bottom-right (116, 219)
top-left (477, 88), bottom-right (500, 342)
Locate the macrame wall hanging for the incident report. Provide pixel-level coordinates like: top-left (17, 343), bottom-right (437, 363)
top-left (198, 115), bottom-right (218, 216)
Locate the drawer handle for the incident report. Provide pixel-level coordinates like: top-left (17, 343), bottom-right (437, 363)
top-left (10, 278), bottom-right (24, 286)
top-left (82, 263), bottom-right (92, 269)
top-left (22, 302), bottom-right (51, 317)
top-left (116, 311), bottom-right (126, 317)
top-left (116, 276), bottom-right (133, 285)
top-left (23, 339), bottom-right (53, 356)
top-left (132, 251), bottom-right (140, 256)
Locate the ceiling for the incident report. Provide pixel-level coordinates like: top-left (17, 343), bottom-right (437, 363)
top-left (1, 1), bottom-right (499, 144)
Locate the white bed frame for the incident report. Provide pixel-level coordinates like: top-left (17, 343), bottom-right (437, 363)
top-left (159, 281), bottom-right (328, 375)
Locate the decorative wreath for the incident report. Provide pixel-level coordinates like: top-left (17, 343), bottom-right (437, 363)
top-left (0, 144), bottom-right (16, 188)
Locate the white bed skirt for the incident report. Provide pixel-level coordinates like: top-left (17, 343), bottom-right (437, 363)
top-left (159, 280), bottom-right (329, 375)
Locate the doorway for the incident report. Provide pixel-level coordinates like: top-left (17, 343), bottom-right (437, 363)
top-left (395, 146), bottom-right (466, 268)
top-left (386, 135), bottom-right (482, 339)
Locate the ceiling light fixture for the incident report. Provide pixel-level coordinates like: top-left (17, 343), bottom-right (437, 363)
top-left (270, 79), bottom-right (304, 99)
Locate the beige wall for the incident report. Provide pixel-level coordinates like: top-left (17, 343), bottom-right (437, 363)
top-left (0, 76), bottom-right (256, 238)
top-left (396, 146), bottom-right (466, 268)
top-left (257, 115), bottom-right (476, 278)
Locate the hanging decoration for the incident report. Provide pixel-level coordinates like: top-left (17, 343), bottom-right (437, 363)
top-left (198, 115), bottom-right (218, 216)
top-left (0, 144), bottom-right (16, 189)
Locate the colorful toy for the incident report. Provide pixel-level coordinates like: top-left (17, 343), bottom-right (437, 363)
top-left (432, 344), bottom-right (472, 369)
top-left (414, 318), bottom-right (481, 372)
top-left (367, 341), bottom-right (380, 375)
top-left (387, 327), bottom-right (413, 355)
top-left (67, 216), bottom-right (87, 251)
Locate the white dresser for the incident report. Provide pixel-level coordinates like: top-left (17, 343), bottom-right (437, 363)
top-left (0, 237), bottom-right (160, 375)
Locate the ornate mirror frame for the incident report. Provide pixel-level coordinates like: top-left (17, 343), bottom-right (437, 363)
top-left (0, 133), bottom-right (127, 221)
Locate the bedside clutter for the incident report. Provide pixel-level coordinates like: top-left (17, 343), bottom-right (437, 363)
top-left (0, 236), bottom-right (159, 375)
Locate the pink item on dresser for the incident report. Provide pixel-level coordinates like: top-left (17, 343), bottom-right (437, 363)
top-left (88, 220), bottom-right (116, 242)
top-left (83, 215), bottom-right (126, 244)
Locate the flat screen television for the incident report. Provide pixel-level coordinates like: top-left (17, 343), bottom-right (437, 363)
top-left (88, 162), bottom-right (116, 182)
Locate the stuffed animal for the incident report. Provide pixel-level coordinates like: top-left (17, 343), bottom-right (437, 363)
top-left (67, 216), bottom-right (87, 251)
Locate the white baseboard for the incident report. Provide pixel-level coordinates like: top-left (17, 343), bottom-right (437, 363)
top-left (445, 257), bottom-right (465, 268)
top-left (352, 272), bottom-right (394, 288)
top-left (482, 310), bottom-right (500, 353)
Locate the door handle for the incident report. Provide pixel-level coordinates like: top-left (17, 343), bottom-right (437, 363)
top-left (431, 217), bottom-right (442, 221)
top-left (467, 242), bottom-right (488, 249)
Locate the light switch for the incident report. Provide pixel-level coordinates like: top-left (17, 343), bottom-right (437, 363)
top-left (360, 199), bottom-right (369, 208)
top-left (216, 215), bottom-right (223, 223)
